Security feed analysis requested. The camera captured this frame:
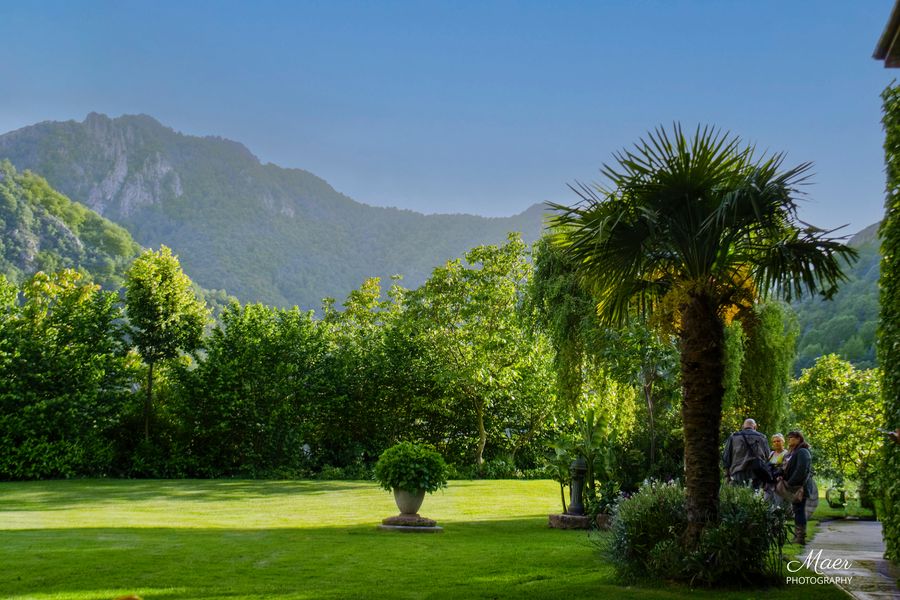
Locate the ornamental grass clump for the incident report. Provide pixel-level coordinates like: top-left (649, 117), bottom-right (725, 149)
top-left (374, 442), bottom-right (449, 494)
top-left (607, 480), bottom-right (789, 586)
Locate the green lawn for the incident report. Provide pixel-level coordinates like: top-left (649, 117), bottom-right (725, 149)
top-left (0, 479), bottom-right (846, 600)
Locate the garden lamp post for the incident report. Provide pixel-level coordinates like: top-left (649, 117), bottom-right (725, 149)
top-left (568, 456), bottom-right (587, 515)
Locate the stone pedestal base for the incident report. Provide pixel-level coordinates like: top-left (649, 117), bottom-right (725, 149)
top-left (378, 524), bottom-right (444, 533)
top-left (382, 514), bottom-right (437, 527)
top-left (548, 513), bottom-right (591, 529)
top-left (379, 514), bottom-right (443, 533)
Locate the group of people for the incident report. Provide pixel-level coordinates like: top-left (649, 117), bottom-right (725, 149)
top-left (722, 418), bottom-right (816, 545)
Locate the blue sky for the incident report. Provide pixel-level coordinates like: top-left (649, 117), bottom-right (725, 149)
top-left (1, 0), bottom-right (896, 233)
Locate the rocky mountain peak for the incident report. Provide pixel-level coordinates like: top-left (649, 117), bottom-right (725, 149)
top-left (0, 113), bottom-right (547, 308)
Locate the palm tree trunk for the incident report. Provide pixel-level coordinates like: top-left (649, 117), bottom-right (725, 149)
top-left (679, 293), bottom-right (725, 547)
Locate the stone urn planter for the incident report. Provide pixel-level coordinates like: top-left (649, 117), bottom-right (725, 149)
top-left (374, 441), bottom-right (449, 532)
top-left (393, 488), bottom-right (426, 515)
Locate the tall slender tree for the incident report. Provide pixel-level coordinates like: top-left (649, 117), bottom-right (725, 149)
top-left (125, 246), bottom-right (208, 442)
top-left (734, 302), bottom-right (798, 434)
top-left (549, 124), bottom-right (856, 544)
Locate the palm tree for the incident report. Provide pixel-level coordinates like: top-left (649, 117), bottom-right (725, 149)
top-left (548, 124), bottom-right (857, 544)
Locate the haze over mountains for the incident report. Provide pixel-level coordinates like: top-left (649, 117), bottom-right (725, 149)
top-left (0, 113), bottom-right (545, 308)
top-left (0, 113), bottom-right (883, 373)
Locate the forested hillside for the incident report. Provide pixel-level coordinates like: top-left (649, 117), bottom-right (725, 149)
top-left (0, 160), bottom-right (141, 289)
top-left (0, 114), bottom-right (545, 308)
top-left (792, 222), bottom-right (880, 373)
top-left (0, 113), bottom-right (879, 367)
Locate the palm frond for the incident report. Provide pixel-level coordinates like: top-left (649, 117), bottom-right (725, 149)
top-left (549, 122), bottom-right (856, 325)
top-left (751, 229), bottom-right (859, 302)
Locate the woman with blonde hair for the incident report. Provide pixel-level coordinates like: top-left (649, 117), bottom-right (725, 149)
top-left (768, 433), bottom-right (787, 469)
top-left (764, 433), bottom-right (788, 502)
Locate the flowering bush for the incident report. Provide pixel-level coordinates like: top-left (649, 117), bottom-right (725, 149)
top-left (607, 480), bottom-right (789, 585)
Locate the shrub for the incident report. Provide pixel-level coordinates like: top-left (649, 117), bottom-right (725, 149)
top-left (688, 485), bottom-right (790, 585)
top-left (445, 462), bottom-right (477, 480)
top-left (519, 467), bottom-right (551, 480)
top-left (607, 480), bottom-right (788, 586)
top-left (480, 457), bottom-right (517, 479)
top-left (586, 480), bottom-right (622, 518)
top-left (609, 480), bottom-right (686, 578)
top-left (374, 441), bottom-right (449, 493)
top-left (315, 463), bottom-right (373, 481)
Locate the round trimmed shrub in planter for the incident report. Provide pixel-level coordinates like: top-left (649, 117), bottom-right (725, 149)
top-left (375, 441), bottom-right (449, 502)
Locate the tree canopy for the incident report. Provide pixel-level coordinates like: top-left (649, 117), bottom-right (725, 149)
top-left (790, 354), bottom-right (882, 484)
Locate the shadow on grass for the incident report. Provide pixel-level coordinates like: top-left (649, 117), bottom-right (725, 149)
top-left (0, 479), bottom-right (371, 510)
top-left (1, 521), bottom-right (611, 600)
top-left (1, 521), bottom-right (849, 600)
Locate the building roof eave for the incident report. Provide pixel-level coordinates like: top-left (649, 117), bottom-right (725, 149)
top-left (875, 0), bottom-right (900, 66)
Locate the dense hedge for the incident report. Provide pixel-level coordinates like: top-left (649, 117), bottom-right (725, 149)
top-left (879, 84), bottom-right (900, 562)
top-left (0, 238), bottom-right (564, 481)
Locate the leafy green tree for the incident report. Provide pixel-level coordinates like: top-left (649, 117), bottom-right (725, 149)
top-left (789, 355), bottom-right (882, 484)
top-left (405, 233), bottom-right (536, 470)
top-left (593, 322), bottom-right (680, 475)
top-left (0, 270), bottom-right (135, 478)
top-left (528, 236), bottom-right (598, 415)
top-left (721, 320), bottom-right (745, 436)
top-left (125, 246), bottom-right (208, 441)
top-left (549, 124), bottom-right (856, 543)
top-left (495, 338), bottom-right (556, 470)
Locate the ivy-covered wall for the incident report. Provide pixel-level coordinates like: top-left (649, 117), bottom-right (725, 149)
top-left (879, 84), bottom-right (900, 563)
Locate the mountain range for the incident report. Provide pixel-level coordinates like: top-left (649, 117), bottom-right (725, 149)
top-left (0, 113), bottom-right (545, 308)
top-left (0, 113), bottom-right (884, 373)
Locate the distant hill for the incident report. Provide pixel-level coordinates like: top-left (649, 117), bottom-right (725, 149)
top-left (0, 113), bottom-right (546, 308)
top-left (0, 160), bottom-right (141, 289)
top-left (791, 222), bottom-right (881, 373)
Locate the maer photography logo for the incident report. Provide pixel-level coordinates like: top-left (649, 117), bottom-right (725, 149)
top-left (786, 548), bottom-right (854, 585)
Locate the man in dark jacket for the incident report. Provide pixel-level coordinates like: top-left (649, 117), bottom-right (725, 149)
top-left (722, 418), bottom-right (771, 488)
